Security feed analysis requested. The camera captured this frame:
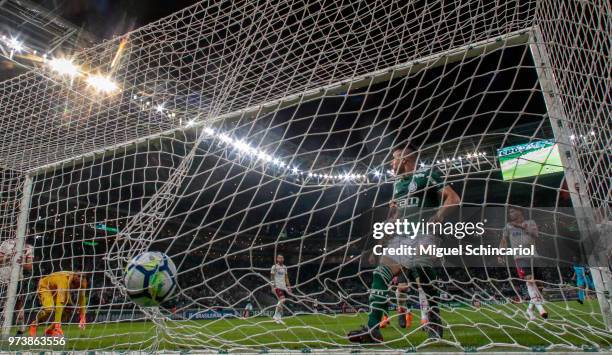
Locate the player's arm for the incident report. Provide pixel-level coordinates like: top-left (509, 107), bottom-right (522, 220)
top-left (270, 266), bottom-right (276, 290)
top-left (427, 168), bottom-right (460, 223)
top-left (387, 200), bottom-right (399, 220)
top-left (524, 220), bottom-right (539, 238)
top-left (285, 271), bottom-right (291, 293)
top-left (430, 185), bottom-right (460, 223)
top-left (499, 228), bottom-right (508, 248)
top-left (21, 245), bottom-right (33, 271)
top-left (0, 241), bottom-right (10, 264)
top-left (78, 278), bottom-right (88, 329)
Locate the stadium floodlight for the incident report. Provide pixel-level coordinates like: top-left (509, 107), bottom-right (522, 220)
top-left (85, 74), bottom-right (119, 93)
top-left (48, 58), bottom-right (79, 77)
top-left (203, 127), bottom-right (214, 135)
top-left (155, 104), bottom-right (165, 113)
top-left (8, 38), bottom-right (23, 52)
top-left (219, 133), bottom-right (232, 144)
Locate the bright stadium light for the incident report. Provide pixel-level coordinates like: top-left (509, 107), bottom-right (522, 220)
top-left (8, 38), bottom-right (23, 52)
top-left (48, 58), bottom-right (79, 77)
top-left (86, 74), bottom-right (119, 93)
top-left (185, 119), bottom-right (196, 127)
top-left (155, 104), bottom-right (165, 113)
top-left (219, 133), bottom-right (232, 143)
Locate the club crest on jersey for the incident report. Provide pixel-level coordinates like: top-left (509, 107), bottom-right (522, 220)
top-left (408, 181), bottom-right (418, 193)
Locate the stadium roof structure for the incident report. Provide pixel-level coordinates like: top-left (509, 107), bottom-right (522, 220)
top-left (0, 1), bottom-right (538, 175)
top-left (0, 0), bottom-right (97, 81)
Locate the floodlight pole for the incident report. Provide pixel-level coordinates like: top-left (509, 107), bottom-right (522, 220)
top-left (1, 173), bottom-right (33, 338)
top-left (529, 26), bottom-right (612, 330)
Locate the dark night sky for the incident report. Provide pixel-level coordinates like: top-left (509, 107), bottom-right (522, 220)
top-left (33, 0), bottom-right (199, 40)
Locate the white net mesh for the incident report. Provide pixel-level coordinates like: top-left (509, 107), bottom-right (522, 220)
top-left (0, 0), bottom-right (610, 352)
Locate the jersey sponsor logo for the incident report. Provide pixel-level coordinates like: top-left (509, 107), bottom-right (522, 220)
top-left (397, 196), bottom-right (419, 208)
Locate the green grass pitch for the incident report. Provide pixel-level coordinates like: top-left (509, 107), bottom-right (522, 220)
top-left (2, 300), bottom-right (611, 352)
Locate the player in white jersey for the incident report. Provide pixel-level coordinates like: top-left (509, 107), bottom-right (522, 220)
top-left (0, 237), bottom-right (34, 335)
top-left (499, 206), bottom-right (547, 320)
top-left (270, 254), bottom-right (291, 323)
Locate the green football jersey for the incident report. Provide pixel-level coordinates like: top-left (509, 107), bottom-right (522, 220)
top-left (393, 167), bottom-right (446, 221)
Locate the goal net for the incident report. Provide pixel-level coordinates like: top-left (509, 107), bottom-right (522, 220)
top-left (0, 0), bottom-right (610, 352)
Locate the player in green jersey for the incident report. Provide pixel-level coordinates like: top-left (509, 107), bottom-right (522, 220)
top-left (348, 143), bottom-right (460, 343)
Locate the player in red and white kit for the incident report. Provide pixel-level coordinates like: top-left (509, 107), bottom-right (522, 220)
top-left (0, 237), bottom-right (34, 335)
top-left (499, 206), bottom-right (547, 321)
top-left (270, 254), bottom-right (291, 323)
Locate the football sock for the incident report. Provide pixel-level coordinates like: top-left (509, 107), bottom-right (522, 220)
top-left (367, 265), bottom-right (392, 329)
top-left (396, 287), bottom-right (407, 311)
top-left (418, 287), bottom-right (429, 322)
top-left (526, 282), bottom-right (545, 312)
top-left (578, 287), bottom-right (585, 302)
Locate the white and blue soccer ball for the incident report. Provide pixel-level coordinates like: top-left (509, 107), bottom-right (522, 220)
top-left (124, 251), bottom-right (177, 307)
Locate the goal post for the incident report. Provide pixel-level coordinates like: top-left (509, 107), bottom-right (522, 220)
top-left (529, 25), bottom-right (612, 331)
top-left (0, 173), bottom-right (32, 338)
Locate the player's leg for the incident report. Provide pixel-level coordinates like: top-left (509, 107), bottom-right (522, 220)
top-left (525, 273), bottom-right (547, 319)
top-left (367, 260), bottom-right (400, 331)
top-left (30, 290), bottom-right (54, 336)
top-left (348, 257), bottom-right (402, 343)
top-left (586, 275), bottom-right (595, 300)
top-left (416, 266), bottom-right (441, 338)
top-left (43, 292), bottom-right (66, 336)
top-left (14, 294), bottom-right (26, 336)
top-left (396, 282), bottom-right (411, 328)
top-left (273, 288), bottom-right (285, 322)
top-left (417, 283), bottom-right (430, 325)
top-left (576, 277), bottom-right (586, 304)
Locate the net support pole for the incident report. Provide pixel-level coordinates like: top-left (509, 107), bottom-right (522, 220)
top-left (1, 173), bottom-right (33, 338)
top-left (528, 26), bottom-right (612, 330)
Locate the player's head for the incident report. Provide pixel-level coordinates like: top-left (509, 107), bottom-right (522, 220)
top-left (70, 273), bottom-right (86, 289)
top-left (508, 206), bottom-right (524, 221)
top-left (392, 143), bottom-right (418, 175)
top-left (276, 254), bottom-right (284, 265)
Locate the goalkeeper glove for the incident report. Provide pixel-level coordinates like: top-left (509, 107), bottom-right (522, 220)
top-left (79, 313), bottom-right (86, 330)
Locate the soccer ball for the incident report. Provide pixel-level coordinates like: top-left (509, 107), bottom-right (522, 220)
top-left (124, 251), bottom-right (177, 307)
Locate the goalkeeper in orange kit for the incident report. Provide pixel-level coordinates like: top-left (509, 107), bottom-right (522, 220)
top-left (29, 271), bottom-right (88, 337)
